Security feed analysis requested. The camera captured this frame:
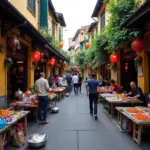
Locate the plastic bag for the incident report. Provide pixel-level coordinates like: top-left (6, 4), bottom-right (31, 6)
top-left (13, 131), bottom-right (24, 147)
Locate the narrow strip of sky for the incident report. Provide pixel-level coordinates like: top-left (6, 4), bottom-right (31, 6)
top-left (52, 0), bottom-right (97, 50)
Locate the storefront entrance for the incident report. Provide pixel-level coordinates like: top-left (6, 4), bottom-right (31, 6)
top-left (120, 51), bottom-right (137, 92)
top-left (7, 44), bottom-right (28, 102)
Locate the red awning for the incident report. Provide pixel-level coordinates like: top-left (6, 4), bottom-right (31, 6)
top-left (72, 65), bottom-right (78, 69)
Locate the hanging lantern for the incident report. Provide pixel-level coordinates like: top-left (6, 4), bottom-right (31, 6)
top-left (131, 39), bottom-right (145, 52)
top-left (48, 58), bottom-right (56, 67)
top-left (8, 35), bottom-right (21, 55)
top-left (85, 43), bottom-right (91, 48)
top-left (59, 42), bottom-right (64, 48)
top-left (32, 51), bottom-right (41, 63)
top-left (110, 53), bottom-right (118, 63)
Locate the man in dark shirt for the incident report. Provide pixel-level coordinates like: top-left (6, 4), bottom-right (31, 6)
top-left (128, 81), bottom-right (145, 104)
top-left (66, 74), bottom-right (72, 93)
top-left (86, 74), bottom-right (99, 120)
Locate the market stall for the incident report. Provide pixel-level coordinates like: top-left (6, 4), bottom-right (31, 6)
top-left (50, 87), bottom-right (66, 100)
top-left (0, 109), bottom-right (29, 150)
top-left (116, 107), bottom-right (150, 145)
top-left (10, 90), bottom-right (57, 122)
top-left (100, 93), bottom-right (143, 118)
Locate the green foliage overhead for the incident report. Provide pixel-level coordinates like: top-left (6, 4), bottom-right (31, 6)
top-left (75, 0), bottom-right (141, 70)
top-left (40, 27), bottom-right (71, 64)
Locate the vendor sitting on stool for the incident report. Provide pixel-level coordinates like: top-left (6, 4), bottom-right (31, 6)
top-left (109, 80), bottom-right (121, 94)
top-left (127, 81), bottom-right (145, 105)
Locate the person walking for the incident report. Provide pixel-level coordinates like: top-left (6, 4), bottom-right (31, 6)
top-left (35, 72), bottom-right (50, 124)
top-left (58, 75), bottom-right (63, 86)
top-left (86, 73), bottom-right (99, 120)
top-left (72, 73), bottom-right (79, 94)
top-left (66, 73), bottom-right (72, 93)
top-left (78, 74), bottom-right (83, 93)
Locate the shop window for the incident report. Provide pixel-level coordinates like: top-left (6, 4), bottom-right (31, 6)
top-left (27, 0), bottom-right (36, 15)
top-left (101, 11), bottom-right (105, 30)
top-left (52, 20), bottom-right (55, 37)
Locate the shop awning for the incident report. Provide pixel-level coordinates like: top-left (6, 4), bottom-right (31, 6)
top-left (72, 65), bottom-right (78, 69)
top-left (0, 0), bottom-right (68, 62)
top-left (121, 0), bottom-right (150, 28)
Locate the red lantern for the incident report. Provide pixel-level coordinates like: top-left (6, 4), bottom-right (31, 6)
top-left (59, 42), bottom-right (64, 48)
top-left (131, 39), bottom-right (145, 52)
top-left (32, 51), bottom-right (41, 63)
top-left (85, 43), bottom-right (91, 48)
top-left (48, 58), bottom-right (56, 67)
top-left (110, 54), bottom-right (118, 63)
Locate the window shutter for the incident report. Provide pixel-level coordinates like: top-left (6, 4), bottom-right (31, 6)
top-left (101, 11), bottom-right (105, 30)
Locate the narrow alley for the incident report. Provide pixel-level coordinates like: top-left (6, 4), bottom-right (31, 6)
top-left (6, 86), bottom-right (150, 150)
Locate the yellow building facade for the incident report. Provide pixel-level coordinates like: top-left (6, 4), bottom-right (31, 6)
top-left (0, 0), bottom-right (67, 107)
top-left (90, 0), bottom-right (149, 93)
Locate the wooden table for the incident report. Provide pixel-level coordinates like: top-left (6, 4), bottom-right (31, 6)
top-left (51, 87), bottom-right (66, 100)
top-left (116, 107), bottom-right (150, 145)
top-left (0, 111), bottom-right (29, 150)
top-left (100, 95), bottom-right (143, 118)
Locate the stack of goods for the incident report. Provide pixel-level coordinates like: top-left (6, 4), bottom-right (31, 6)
top-left (133, 113), bottom-right (150, 121)
top-left (123, 107), bottom-right (150, 122)
top-left (0, 110), bottom-right (17, 127)
top-left (124, 107), bottom-right (143, 114)
top-left (10, 90), bottom-right (38, 107)
top-left (52, 87), bottom-right (64, 92)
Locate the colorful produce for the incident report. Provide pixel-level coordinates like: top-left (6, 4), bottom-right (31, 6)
top-left (133, 113), bottom-right (150, 121)
top-left (125, 108), bottom-right (143, 113)
top-left (121, 95), bottom-right (128, 98)
top-left (0, 110), bottom-right (12, 116)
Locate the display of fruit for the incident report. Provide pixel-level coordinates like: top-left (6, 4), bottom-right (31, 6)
top-left (0, 110), bottom-right (12, 116)
top-left (133, 113), bottom-right (150, 121)
top-left (125, 108), bottom-right (143, 113)
top-left (121, 95), bottom-right (128, 99)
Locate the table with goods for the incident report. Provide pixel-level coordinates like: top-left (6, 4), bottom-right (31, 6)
top-left (0, 109), bottom-right (29, 150)
top-left (50, 87), bottom-right (66, 100)
top-left (100, 93), bottom-right (143, 118)
top-left (116, 106), bottom-right (150, 145)
top-left (10, 89), bottom-right (57, 122)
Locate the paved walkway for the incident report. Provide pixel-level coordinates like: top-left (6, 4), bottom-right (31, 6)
top-left (6, 86), bottom-right (150, 150)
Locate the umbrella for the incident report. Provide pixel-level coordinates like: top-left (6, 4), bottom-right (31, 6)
top-left (72, 65), bottom-right (78, 69)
